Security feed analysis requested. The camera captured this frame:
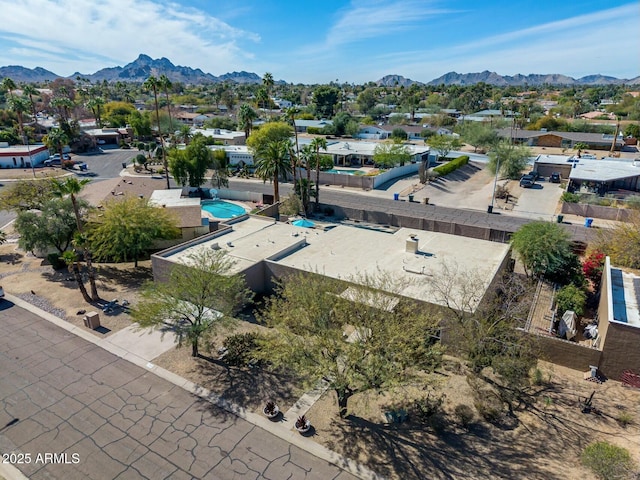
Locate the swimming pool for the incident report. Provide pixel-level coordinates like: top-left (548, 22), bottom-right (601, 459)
top-left (326, 168), bottom-right (362, 175)
top-left (201, 200), bottom-right (247, 219)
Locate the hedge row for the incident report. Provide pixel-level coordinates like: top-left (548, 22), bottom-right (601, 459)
top-left (433, 155), bottom-right (469, 176)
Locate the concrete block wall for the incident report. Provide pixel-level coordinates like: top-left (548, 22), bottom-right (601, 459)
top-left (599, 322), bottom-right (640, 380)
top-left (561, 203), bottom-right (635, 222)
top-left (536, 335), bottom-right (602, 371)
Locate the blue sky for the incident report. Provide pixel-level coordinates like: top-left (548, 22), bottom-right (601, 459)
top-left (0, 0), bottom-right (638, 84)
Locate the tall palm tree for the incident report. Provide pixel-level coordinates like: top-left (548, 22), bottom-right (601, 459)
top-left (144, 76), bottom-right (170, 189)
top-left (51, 177), bottom-right (99, 301)
top-left (159, 74), bottom-right (174, 134)
top-left (21, 84), bottom-right (39, 126)
top-left (87, 97), bottom-right (105, 128)
top-left (254, 139), bottom-right (292, 203)
top-left (311, 137), bottom-right (328, 211)
top-left (178, 124), bottom-right (192, 145)
top-left (43, 127), bottom-right (69, 158)
top-left (1, 77), bottom-right (17, 99)
top-left (7, 96), bottom-right (29, 141)
top-left (238, 103), bottom-right (257, 139)
top-left (299, 144), bottom-right (314, 213)
top-left (284, 107), bottom-right (300, 188)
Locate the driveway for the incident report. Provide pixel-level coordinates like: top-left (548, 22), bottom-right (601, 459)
top-left (509, 178), bottom-right (565, 220)
top-left (0, 302), bottom-right (360, 480)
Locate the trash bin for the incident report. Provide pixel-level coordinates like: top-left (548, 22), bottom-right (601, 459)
top-left (423, 198), bottom-right (429, 205)
top-left (393, 193), bottom-right (399, 201)
top-left (408, 194), bottom-right (414, 202)
top-left (487, 205), bottom-right (494, 214)
top-left (122, 162), bottom-right (127, 169)
top-left (585, 217), bottom-right (593, 228)
top-left (557, 214), bottom-right (564, 223)
top-left (83, 311), bottom-right (100, 330)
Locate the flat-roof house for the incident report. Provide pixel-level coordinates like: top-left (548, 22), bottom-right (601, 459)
top-left (293, 119), bottom-right (333, 133)
top-left (0, 143), bottom-right (50, 168)
top-left (194, 128), bottom-right (246, 146)
top-left (568, 158), bottom-right (640, 195)
top-left (497, 128), bottom-right (624, 151)
top-left (152, 216), bottom-right (511, 316)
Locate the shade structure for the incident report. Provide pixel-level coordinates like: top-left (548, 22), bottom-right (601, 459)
top-left (292, 219), bottom-right (315, 228)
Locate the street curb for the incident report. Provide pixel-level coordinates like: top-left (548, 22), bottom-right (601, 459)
top-left (4, 294), bottom-right (385, 480)
top-left (0, 462), bottom-right (30, 480)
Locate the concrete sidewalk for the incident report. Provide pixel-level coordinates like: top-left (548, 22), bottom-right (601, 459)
top-left (3, 294), bottom-right (384, 480)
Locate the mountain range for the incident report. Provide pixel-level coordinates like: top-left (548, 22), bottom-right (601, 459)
top-left (0, 54), bottom-right (638, 86)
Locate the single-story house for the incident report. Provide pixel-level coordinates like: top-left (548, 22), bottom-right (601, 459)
top-left (497, 128), bottom-right (624, 151)
top-left (194, 128), bottom-right (246, 145)
top-left (0, 143), bottom-right (50, 168)
top-left (209, 145), bottom-right (254, 166)
top-left (325, 141), bottom-right (430, 167)
top-left (568, 158), bottom-right (640, 195)
top-left (152, 215), bottom-right (511, 316)
top-left (84, 128), bottom-right (130, 146)
top-left (175, 112), bottom-right (211, 127)
top-left (293, 119), bottom-right (333, 133)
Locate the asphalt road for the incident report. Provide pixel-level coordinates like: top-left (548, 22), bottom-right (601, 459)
top-left (0, 301), bottom-right (359, 480)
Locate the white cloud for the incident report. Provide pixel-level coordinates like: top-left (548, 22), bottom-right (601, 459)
top-left (0, 0), bottom-right (260, 76)
top-left (325, 0), bottom-right (454, 47)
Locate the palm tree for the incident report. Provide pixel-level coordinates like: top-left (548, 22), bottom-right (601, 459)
top-left (87, 97), bottom-right (105, 128)
top-left (51, 177), bottom-right (99, 301)
top-left (284, 107), bottom-right (300, 188)
top-left (43, 127), bottom-right (69, 158)
top-left (21, 84), bottom-right (39, 126)
top-left (299, 144), bottom-right (314, 213)
top-left (1, 77), bottom-right (17, 99)
top-left (254, 139), bottom-right (292, 203)
top-left (159, 74), bottom-right (174, 134)
top-left (7, 96), bottom-right (29, 141)
top-left (238, 103), bottom-right (257, 139)
top-left (263, 72), bottom-right (275, 118)
top-left (311, 137), bottom-right (328, 211)
top-left (178, 124), bottom-right (192, 145)
top-left (144, 76), bottom-right (170, 189)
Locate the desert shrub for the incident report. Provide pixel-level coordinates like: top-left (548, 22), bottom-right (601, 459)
top-left (616, 411), bottom-right (634, 428)
top-left (279, 193), bottom-right (303, 216)
top-left (495, 183), bottom-right (510, 199)
top-left (221, 332), bottom-right (262, 367)
top-left (561, 192), bottom-right (581, 203)
top-left (454, 404), bottom-right (474, 428)
top-left (413, 393), bottom-right (445, 422)
top-left (474, 396), bottom-right (503, 424)
top-left (47, 252), bottom-right (67, 270)
top-left (556, 284), bottom-right (587, 317)
top-left (625, 196), bottom-right (640, 210)
top-left (531, 368), bottom-right (545, 386)
top-left (432, 155), bottom-right (469, 176)
top-left (581, 441), bottom-right (635, 480)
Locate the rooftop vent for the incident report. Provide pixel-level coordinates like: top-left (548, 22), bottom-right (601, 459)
top-left (406, 236), bottom-right (418, 254)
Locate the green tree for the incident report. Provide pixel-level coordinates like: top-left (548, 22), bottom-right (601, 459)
top-left (43, 127), bottom-right (69, 158)
top-left (159, 74), bottom-right (174, 134)
top-left (311, 136), bottom-right (328, 211)
top-left (254, 139), bottom-right (292, 202)
top-left (86, 97), bottom-right (105, 128)
top-left (299, 144), bottom-right (314, 213)
top-left (51, 177), bottom-right (99, 301)
top-left (130, 249), bottom-right (253, 357)
top-left (487, 140), bottom-right (531, 180)
top-left (168, 136), bottom-right (213, 188)
top-left (581, 441), bottom-right (635, 480)
top-left (246, 121), bottom-right (292, 153)
top-left (510, 221), bottom-right (575, 279)
top-left (210, 149), bottom-right (230, 188)
top-left (283, 107), bottom-right (300, 189)
top-left (144, 76), bottom-right (170, 189)
top-left (312, 85), bottom-right (339, 118)
top-left (623, 123), bottom-right (639, 138)
top-left (460, 122), bottom-right (498, 152)
top-left (555, 284), bottom-right (587, 317)
top-left (428, 134), bottom-right (461, 159)
top-left (87, 197), bottom-right (180, 267)
top-left (259, 271), bottom-right (442, 417)
top-left (373, 140), bottom-right (411, 168)
top-left (7, 96), bottom-right (29, 141)
top-left (391, 127), bottom-right (408, 140)
top-left (0, 179), bottom-right (57, 212)
top-left (356, 88), bottom-right (377, 114)
top-left (238, 103), bottom-right (257, 139)
top-left (14, 197), bottom-right (82, 254)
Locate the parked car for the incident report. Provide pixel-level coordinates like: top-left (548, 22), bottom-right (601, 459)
top-left (44, 157), bottom-right (61, 166)
top-left (527, 170), bottom-right (540, 181)
top-left (0, 285), bottom-right (4, 298)
top-left (519, 174), bottom-right (535, 188)
top-left (550, 172), bottom-right (561, 183)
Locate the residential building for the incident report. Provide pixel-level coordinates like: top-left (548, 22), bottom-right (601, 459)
top-left (497, 128), bottom-right (624, 151)
top-left (194, 128), bottom-right (246, 146)
top-left (0, 143), bottom-right (50, 168)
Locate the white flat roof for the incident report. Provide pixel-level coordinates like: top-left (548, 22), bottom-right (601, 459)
top-left (326, 141), bottom-right (429, 157)
top-left (569, 160), bottom-right (640, 182)
top-left (610, 267), bottom-right (640, 328)
top-left (149, 189), bottom-right (201, 207)
top-left (161, 217), bottom-right (510, 311)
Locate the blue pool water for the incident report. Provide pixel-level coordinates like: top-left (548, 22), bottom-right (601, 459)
top-left (201, 200), bottom-right (246, 219)
top-left (326, 168), bottom-right (361, 175)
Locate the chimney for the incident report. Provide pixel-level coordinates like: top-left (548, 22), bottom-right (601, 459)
top-left (406, 235), bottom-right (418, 254)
